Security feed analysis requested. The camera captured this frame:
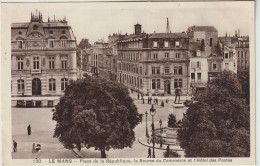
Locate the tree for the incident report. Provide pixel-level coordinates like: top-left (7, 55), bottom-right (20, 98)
top-left (52, 75), bottom-right (140, 158)
top-left (178, 71), bottom-right (250, 157)
top-left (238, 71), bottom-right (250, 104)
top-left (168, 114), bottom-right (177, 128)
top-left (76, 39), bottom-right (91, 67)
top-left (78, 38), bottom-right (91, 49)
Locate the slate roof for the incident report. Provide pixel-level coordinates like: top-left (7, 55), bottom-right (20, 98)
top-left (187, 26), bottom-right (218, 32)
top-left (149, 33), bottom-right (188, 39)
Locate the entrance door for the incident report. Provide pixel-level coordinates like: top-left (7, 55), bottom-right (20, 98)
top-left (164, 80), bottom-right (171, 94)
top-left (32, 78), bottom-right (41, 95)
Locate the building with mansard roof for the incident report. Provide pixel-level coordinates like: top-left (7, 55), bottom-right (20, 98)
top-left (117, 22), bottom-right (190, 95)
top-left (11, 11), bottom-right (77, 106)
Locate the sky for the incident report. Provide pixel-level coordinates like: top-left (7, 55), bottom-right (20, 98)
top-left (2, 2), bottom-right (254, 44)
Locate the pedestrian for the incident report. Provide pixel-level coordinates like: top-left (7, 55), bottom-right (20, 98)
top-left (167, 145), bottom-right (170, 157)
top-left (27, 124), bottom-right (31, 135)
top-left (143, 98), bottom-right (145, 104)
top-left (137, 93), bottom-right (140, 100)
top-left (141, 94), bottom-right (143, 99)
top-left (154, 98), bottom-right (156, 104)
top-left (131, 88), bottom-right (133, 94)
top-left (174, 86), bottom-right (181, 103)
top-left (147, 148), bottom-right (152, 158)
top-left (161, 101), bottom-right (164, 107)
top-left (156, 98), bottom-right (158, 105)
top-left (140, 114), bottom-right (143, 124)
top-left (32, 143), bottom-right (35, 153)
top-left (13, 140), bottom-right (17, 152)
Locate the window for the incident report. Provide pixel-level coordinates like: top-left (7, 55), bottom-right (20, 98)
top-left (238, 51), bottom-right (240, 58)
top-left (33, 25), bottom-right (38, 30)
top-left (17, 57), bottom-right (23, 70)
top-left (17, 41), bottom-right (23, 49)
top-left (49, 40), bottom-right (54, 48)
top-left (61, 40), bottom-right (66, 47)
top-left (61, 78), bottom-right (68, 91)
top-left (175, 41), bottom-right (180, 47)
top-left (164, 41), bottom-right (169, 48)
top-left (49, 78), bottom-right (56, 91)
top-left (210, 38), bottom-right (213, 47)
top-left (157, 79), bottom-right (160, 89)
top-left (17, 79), bottom-right (24, 92)
top-left (140, 67), bottom-right (142, 75)
top-left (197, 73), bottom-right (201, 80)
top-left (153, 53), bottom-right (158, 59)
top-left (197, 61), bottom-right (200, 68)
top-left (61, 56), bottom-right (68, 69)
top-left (165, 52), bottom-right (169, 58)
top-left (152, 79), bottom-right (160, 89)
top-left (191, 73), bottom-right (195, 80)
top-left (225, 53), bottom-right (229, 59)
top-left (33, 57), bottom-right (40, 70)
top-left (49, 56), bottom-right (55, 69)
top-left (174, 66), bottom-right (182, 74)
top-left (245, 52), bottom-right (247, 58)
top-left (225, 63), bottom-right (229, 70)
top-left (152, 79), bottom-right (156, 89)
top-left (164, 67), bottom-right (170, 74)
top-left (213, 63), bottom-right (217, 70)
top-left (153, 41), bottom-right (158, 48)
top-left (176, 53), bottom-right (180, 59)
top-left (49, 30), bottom-right (53, 34)
top-left (174, 79), bottom-right (182, 88)
top-left (152, 67), bottom-right (160, 74)
top-left (241, 51), bottom-right (243, 58)
top-left (62, 30), bottom-right (65, 34)
top-left (18, 31), bottom-right (22, 35)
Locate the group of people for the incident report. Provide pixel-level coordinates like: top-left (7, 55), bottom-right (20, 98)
top-left (13, 124), bottom-right (39, 153)
top-left (147, 145), bottom-right (171, 158)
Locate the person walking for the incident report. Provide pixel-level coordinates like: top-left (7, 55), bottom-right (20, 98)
top-left (147, 148), bottom-right (152, 158)
top-left (137, 93), bottom-right (140, 100)
top-left (27, 125), bottom-right (31, 135)
top-left (13, 140), bottom-right (17, 152)
top-left (174, 86), bottom-right (181, 103)
top-left (143, 98), bottom-right (145, 104)
top-left (32, 143), bottom-right (35, 153)
top-left (167, 145), bottom-right (170, 157)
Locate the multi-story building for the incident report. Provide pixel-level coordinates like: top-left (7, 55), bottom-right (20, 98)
top-left (219, 33), bottom-right (249, 75)
top-left (188, 26), bottom-right (237, 93)
top-left (90, 41), bottom-right (117, 81)
top-left (117, 24), bottom-right (190, 95)
top-left (11, 11), bottom-right (77, 99)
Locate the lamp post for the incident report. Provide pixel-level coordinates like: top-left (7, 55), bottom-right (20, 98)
top-left (159, 119), bottom-right (163, 147)
top-left (145, 111), bottom-right (148, 137)
top-left (150, 105), bottom-right (156, 158)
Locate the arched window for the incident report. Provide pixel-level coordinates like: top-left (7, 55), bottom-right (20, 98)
top-left (17, 79), bottom-right (24, 92)
top-left (49, 78), bottom-right (56, 91)
top-left (61, 78), bottom-right (68, 91)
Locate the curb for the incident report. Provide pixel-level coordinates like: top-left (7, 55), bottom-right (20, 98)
top-left (71, 149), bottom-right (83, 158)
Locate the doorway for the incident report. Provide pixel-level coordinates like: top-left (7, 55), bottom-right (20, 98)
top-left (164, 80), bottom-right (171, 95)
top-left (32, 78), bottom-right (41, 95)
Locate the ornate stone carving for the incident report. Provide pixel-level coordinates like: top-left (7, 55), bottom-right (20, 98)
top-left (27, 31), bottom-right (45, 39)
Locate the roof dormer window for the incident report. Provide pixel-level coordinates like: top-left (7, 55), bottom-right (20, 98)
top-left (33, 25), bottom-right (38, 30)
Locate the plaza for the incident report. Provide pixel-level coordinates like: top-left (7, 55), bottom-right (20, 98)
top-left (12, 91), bottom-right (186, 159)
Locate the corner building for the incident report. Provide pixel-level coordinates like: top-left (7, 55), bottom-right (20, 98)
top-left (11, 12), bottom-right (77, 97)
top-left (117, 24), bottom-right (189, 95)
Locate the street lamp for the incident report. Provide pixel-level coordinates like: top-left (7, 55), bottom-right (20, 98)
top-left (145, 111), bottom-right (148, 137)
top-left (150, 105), bottom-right (156, 158)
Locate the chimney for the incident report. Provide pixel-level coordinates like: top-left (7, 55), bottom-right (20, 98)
top-left (134, 23), bottom-right (142, 35)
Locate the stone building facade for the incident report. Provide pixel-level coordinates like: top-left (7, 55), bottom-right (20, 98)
top-left (11, 11), bottom-right (77, 98)
top-left (117, 24), bottom-right (190, 95)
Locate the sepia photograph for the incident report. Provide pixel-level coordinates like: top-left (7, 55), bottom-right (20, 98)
top-left (1, 1), bottom-right (255, 165)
